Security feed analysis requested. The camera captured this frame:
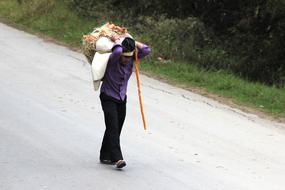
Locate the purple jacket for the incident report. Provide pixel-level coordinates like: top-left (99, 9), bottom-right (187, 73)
top-left (100, 44), bottom-right (151, 101)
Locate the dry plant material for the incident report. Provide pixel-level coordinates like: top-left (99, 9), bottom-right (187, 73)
top-left (82, 23), bottom-right (128, 64)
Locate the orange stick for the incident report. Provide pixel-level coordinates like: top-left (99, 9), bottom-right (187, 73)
top-left (135, 49), bottom-right (147, 130)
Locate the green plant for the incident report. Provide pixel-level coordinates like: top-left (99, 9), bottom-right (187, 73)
top-left (19, 0), bottom-right (56, 20)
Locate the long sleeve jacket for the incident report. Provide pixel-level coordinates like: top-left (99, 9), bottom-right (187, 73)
top-left (100, 44), bottom-right (151, 101)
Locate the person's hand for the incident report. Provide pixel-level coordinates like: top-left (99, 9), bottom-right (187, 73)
top-left (135, 41), bottom-right (144, 49)
top-left (122, 33), bottom-right (132, 38)
top-left (111, 35), bottom-right (120, 43)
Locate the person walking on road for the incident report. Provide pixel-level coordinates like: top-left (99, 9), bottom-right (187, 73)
top-left (99, 36), bottom-right (150, 169)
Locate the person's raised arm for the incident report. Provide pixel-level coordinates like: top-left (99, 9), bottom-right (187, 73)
top-left (136, 41), bottom-right (151, 59)
top-left (108, 35), bottom-right (123, 63)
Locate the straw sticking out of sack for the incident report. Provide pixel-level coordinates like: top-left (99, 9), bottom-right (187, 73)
top-left (82, 22), bottom-right (128, 64)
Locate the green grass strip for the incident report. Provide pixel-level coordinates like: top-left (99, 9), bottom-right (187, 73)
top-left (141, 61), bottom-right (285, 118)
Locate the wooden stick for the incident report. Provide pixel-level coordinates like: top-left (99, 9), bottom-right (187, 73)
top-left (135, 49), bottom-right (147, 130)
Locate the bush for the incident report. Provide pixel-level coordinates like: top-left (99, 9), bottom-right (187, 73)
top-left (17, 0), bottom-right (56, 19)
top-left (130, 16), bottom-right (211, 62)
top-left (70, 0), bottom-right (285, 86)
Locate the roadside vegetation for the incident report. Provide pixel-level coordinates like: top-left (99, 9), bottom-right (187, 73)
top-left (0, 0), bottom-right (284, 119)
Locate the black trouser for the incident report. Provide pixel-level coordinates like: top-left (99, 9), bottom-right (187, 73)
top-left (99, 93), bottom-right (126, 162)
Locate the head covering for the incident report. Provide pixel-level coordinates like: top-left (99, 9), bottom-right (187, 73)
top-left (122, 37), bottom-right (135, 56)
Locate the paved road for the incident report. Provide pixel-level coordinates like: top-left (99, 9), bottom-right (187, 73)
top-left (0, 23), bottom-right (285, 190)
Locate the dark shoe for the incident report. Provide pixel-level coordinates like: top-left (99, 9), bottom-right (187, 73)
top-left (100, 159), bottom-right (115, 165)
top-left (116, 160), bottom-right (126, 169)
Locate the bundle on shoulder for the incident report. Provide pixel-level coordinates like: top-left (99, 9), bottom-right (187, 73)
top-left (82, 22), bottom-right (128, 64)
top-left (82, 23), bottom-right (132, 90)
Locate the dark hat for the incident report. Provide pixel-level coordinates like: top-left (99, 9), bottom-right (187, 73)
top-left (122, 37), bottom-right (135, 54)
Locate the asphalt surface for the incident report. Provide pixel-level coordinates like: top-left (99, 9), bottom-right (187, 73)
top-left (0, 23), bottom-right (285, 190)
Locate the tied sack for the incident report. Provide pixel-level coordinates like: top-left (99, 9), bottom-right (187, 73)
top-left (91, 37), bottom-right (113, 90)
top-left (82, 23), bottom-right (131, 90)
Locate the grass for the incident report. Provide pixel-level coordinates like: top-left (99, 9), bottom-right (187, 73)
top-left (142, 61), bottom-right (285, 118)
top-left (0, 0), bottom-right (284, 120)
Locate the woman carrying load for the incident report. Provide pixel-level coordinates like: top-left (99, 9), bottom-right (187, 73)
top-left (99, 36), bottom-right (150, 169)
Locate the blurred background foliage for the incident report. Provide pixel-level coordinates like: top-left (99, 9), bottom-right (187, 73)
top-left (15, 0), bottom-right (285, 87)
top-left (70, 0), bottom-right (285, 87)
